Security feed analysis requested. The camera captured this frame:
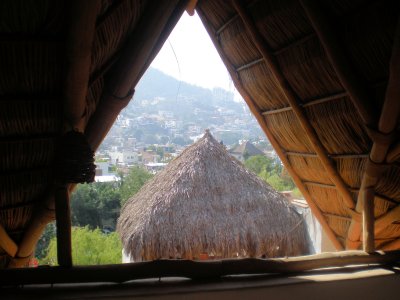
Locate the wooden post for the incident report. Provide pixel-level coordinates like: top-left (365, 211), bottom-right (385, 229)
top-left (197, 5), bottom-right (343, 250)
top-left (54, 185), bottom-right (72, 267)
top-left (0, 224), bottom-right (18, 258)
top-left (362, 188), bottom-right (375, 252)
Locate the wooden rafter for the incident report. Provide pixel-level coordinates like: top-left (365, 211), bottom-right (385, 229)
top-left (0, 224), bottom-right (18, 258)
top-left (197, 5), bottom-right (343, 250)
top-left (232, 1), bottom-right (355, 211)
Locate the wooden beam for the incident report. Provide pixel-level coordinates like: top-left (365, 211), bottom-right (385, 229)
top-left (63, 0), bottom-right (100, 131)
top-left (299, 0), bottom-right (377, 127)
top-left (197, 6), bottom-right (343, 250)
top-left (0, 224), bottom-right (18, 258)
top-left (186, 0), bottom-right (198, 16)
top-left (232, 0), bottom-right (355, 211)
top-left (346, 16), bottom-right (400, 249)
top-left (362, 188), bottom-right (375, 252)
top-left (1, 250), bottom-right (400, 285)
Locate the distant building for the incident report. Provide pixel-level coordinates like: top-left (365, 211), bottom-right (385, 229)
top-left (144, 162), bottom-right (167, 174)
top-left (229, 141), bottom-right (264, 161)
top-left (108, 151), bottom-right (139, 165)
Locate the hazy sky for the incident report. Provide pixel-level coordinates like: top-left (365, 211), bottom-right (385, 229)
top-left (150, 12), bottom-right (236, 92)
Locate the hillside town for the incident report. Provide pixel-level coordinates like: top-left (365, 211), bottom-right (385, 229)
top-left (94, 68), bottom-right (276, 180)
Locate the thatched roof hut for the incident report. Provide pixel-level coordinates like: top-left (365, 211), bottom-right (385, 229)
top-left (117, 131), bottom-right (311, 261)
top-left (0, 0), bottom-right (399, 276)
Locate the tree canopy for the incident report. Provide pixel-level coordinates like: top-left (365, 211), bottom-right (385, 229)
top-left (120, 166), bottom-right (153, 206)
top-left (244, 155), bottom-right (297, 192)
top-left (42, 227), bottom-right (122, 265)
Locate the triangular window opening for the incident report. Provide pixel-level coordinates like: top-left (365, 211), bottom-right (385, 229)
top-left (38, 12), bottom-right (325, 267)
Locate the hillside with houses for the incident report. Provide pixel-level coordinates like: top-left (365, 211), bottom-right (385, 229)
top-left (96, 68), bottom-right (275, 177)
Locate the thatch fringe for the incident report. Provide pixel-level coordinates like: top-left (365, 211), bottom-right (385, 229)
top-left (276, 37), bottom-right (343, 100)
top-left (305, 97), bottom-right (371, 154)
top-left (249, 0), bottom-right (312, 50)
top-left (265, 110), bottom-right (314, 152)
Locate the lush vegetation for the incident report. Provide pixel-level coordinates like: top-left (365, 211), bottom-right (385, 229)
top-left (35, 166), bottom-right (153, 263)
top-left (42, 227), bottom-right (122, 265)
top-left (244, 155), bottom-right (301, 194)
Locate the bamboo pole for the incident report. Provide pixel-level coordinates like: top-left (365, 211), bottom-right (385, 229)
top-left (2, 250), bottom-right (400, 285)
top-left (197, 6), bottom-right (343, 250)
top-left (346, 17), bottom-right (400, 249)
top-left (232, 0), bottom-right (355, 211)
top-left (63, 0), bottom-right (100, 131)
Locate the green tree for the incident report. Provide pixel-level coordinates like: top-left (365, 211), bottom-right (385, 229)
top-left (244, 155), bottom-right (276, 175)
top-left (35, 222), bottom-right (56, 260)
top-left (70, 182), bottom-right (121, 230)
top-left (120, 166), bottom-right (153, 206)
top-left (42, 227), bottom-right (122, 265)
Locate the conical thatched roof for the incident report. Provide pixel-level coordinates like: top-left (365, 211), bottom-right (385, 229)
top-left (117, 131), bottom-right (311, 261)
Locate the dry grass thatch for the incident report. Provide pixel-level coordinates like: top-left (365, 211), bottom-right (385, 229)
top-left (118, 131), bottom-right (311, 261)
top-left (198, 0), bottom-right (400, 250)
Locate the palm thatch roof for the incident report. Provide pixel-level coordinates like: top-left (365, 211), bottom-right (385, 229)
top-left (229, 140), bottom-right (264, 157)
top-left (118, 131), bottom-right (311, 261)
top-left (0, 0), bottom-right (188, 268)
top-left (197, 0), bottom-right (400, 252)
